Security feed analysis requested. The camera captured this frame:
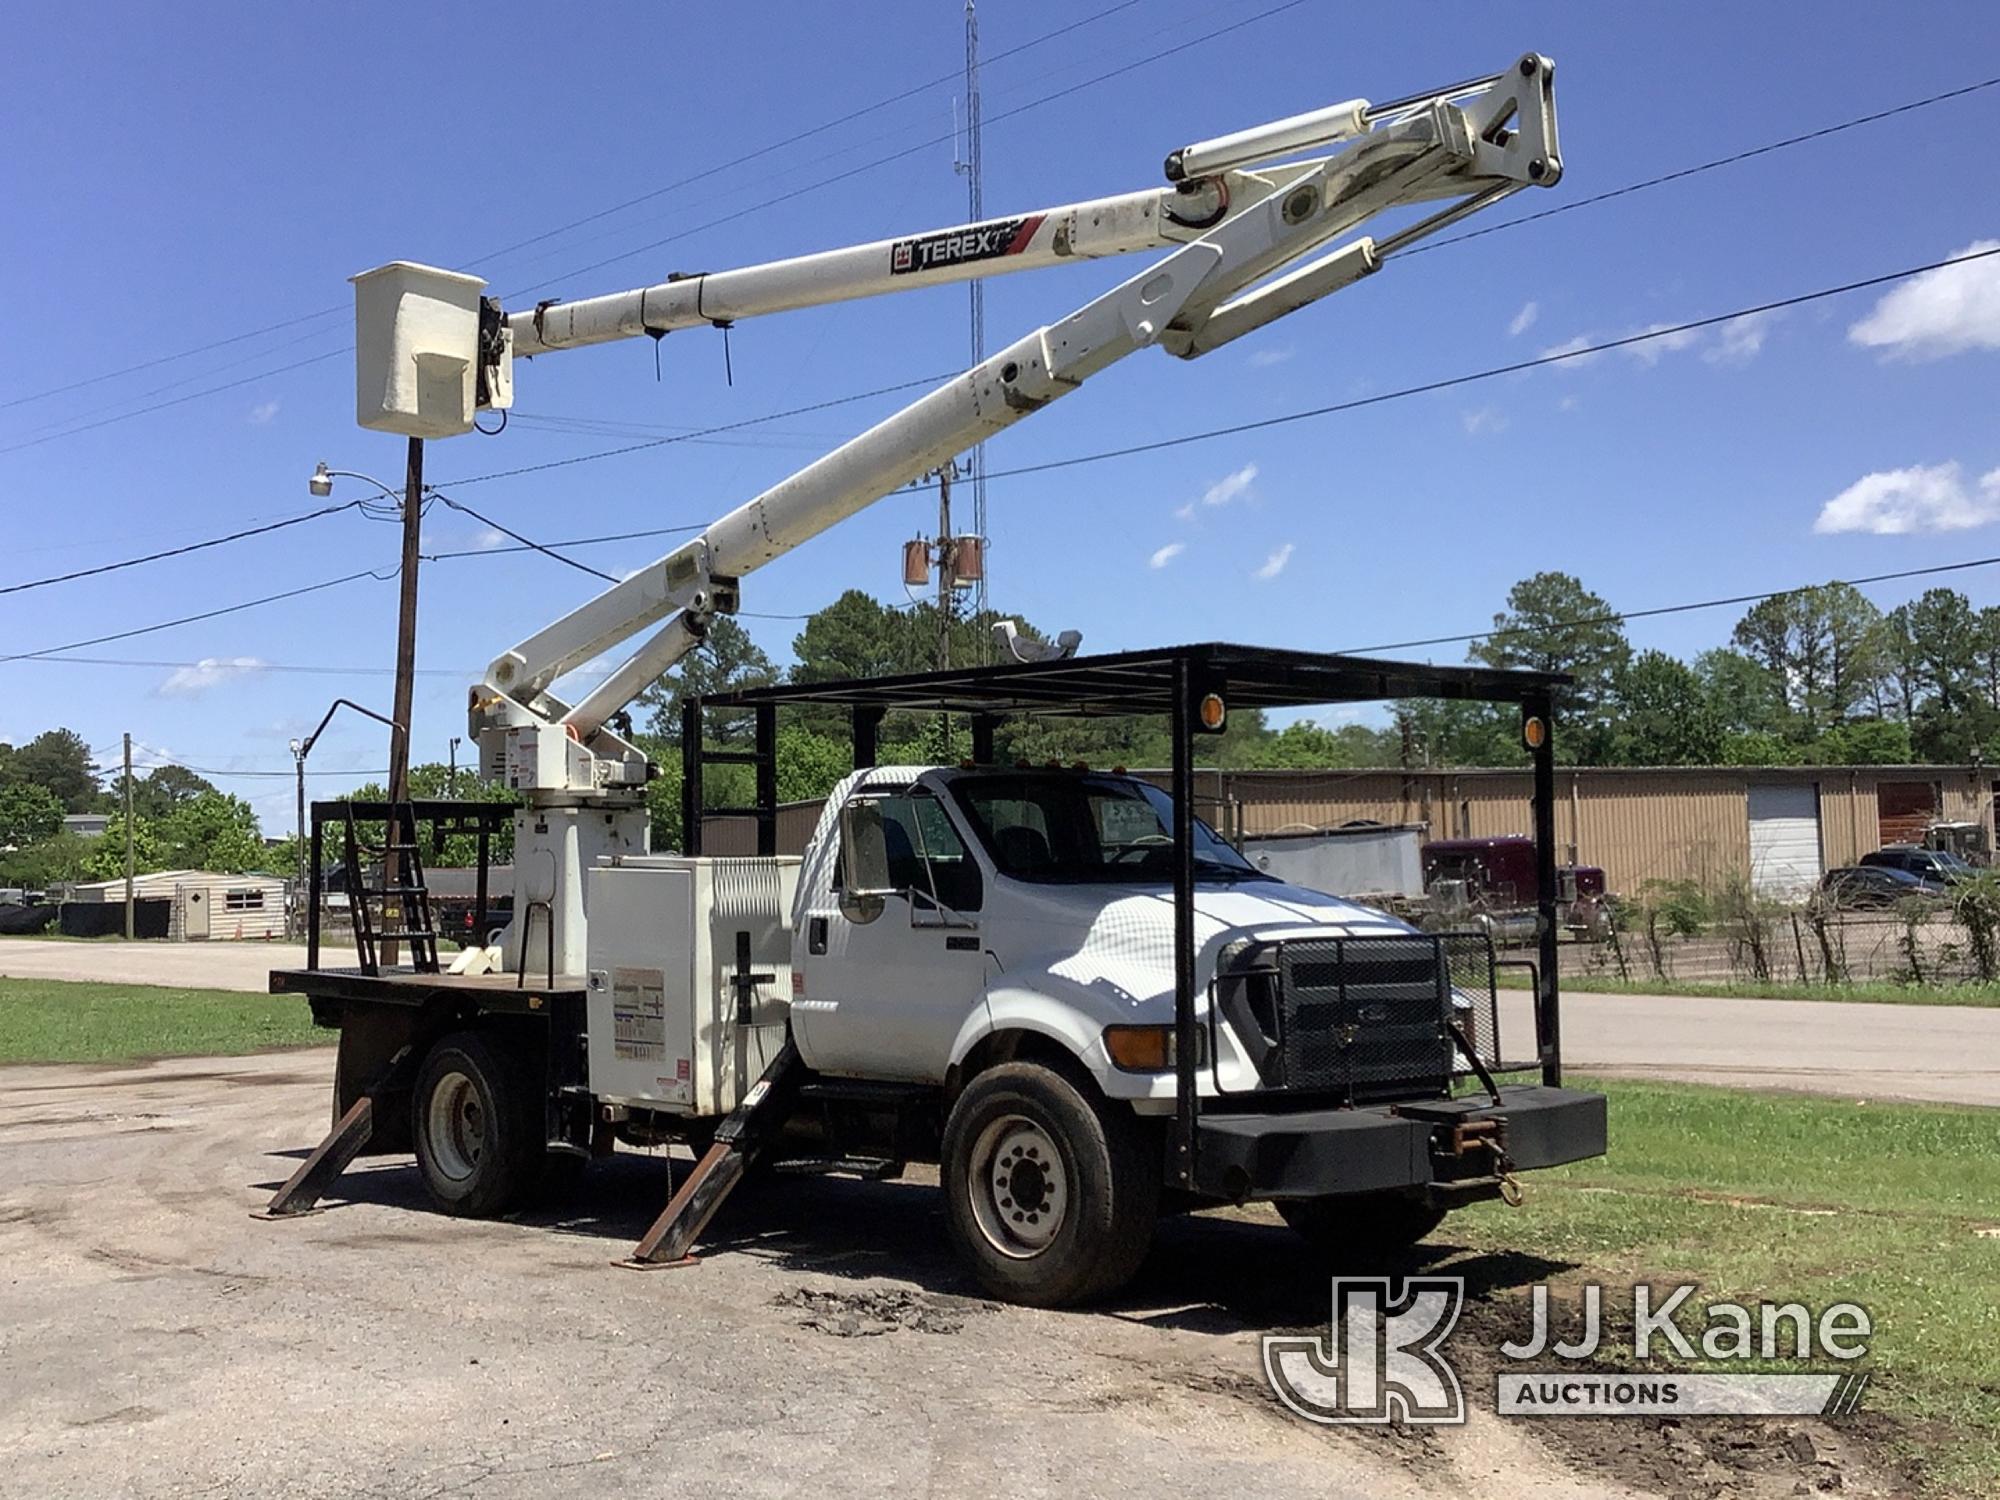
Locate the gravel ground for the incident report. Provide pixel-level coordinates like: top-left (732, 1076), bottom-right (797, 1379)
top-left (0, 1048), bottom-right (1708, 1500)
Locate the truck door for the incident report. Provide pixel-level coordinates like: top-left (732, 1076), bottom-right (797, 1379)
top-left (799, 788), bottom-right (987, 1081)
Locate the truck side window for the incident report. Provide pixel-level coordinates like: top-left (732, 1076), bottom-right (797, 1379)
top-left (837, 793), bottom-right (982, 917)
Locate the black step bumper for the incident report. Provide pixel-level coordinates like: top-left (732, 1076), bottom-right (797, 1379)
top-left (1189, 1084), bottom-right (1606, 1201)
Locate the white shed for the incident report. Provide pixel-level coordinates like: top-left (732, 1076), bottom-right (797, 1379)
top-left (67, 870), bottom-right (289, 941)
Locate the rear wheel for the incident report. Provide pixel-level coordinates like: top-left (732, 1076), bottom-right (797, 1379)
top-left (412, 1031), bottom-right (538, 1217)
top-left (1277, 1191), bottom-right (1446, 1258)
top-left (942, 1061), bottom-right (1157, 1307)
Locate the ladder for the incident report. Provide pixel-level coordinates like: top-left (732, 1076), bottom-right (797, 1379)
top-left (342, 803), bottom-right (440, 976)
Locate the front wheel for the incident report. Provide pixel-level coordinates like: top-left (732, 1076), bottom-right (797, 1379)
top-left (1277, 1191), bottom-right (1447, 1259)
top-left (941, 1061), bottom-right (1158, 1308)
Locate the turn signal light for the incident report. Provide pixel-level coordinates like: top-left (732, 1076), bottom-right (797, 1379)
top-left (1198, 693), bottom-right (1227, 731)
top-left (1522, 714), bottom-right (1548, 751)
top-left (1103, 1024), bottom-right (1205, 1071)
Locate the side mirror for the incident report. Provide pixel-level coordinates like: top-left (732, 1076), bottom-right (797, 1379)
top-left (837, 799), bottom-right (895, 922)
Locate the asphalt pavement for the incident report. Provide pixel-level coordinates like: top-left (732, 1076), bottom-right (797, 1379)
top-left (3, 937), bottom-right (1996, 1107)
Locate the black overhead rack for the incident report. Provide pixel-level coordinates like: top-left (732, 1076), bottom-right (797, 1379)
top-left (683, 641), bottom-right (1571, 1191)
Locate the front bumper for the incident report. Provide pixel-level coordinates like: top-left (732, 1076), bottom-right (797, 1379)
top-left (1189, 1084), bottom-right (1606, 1201)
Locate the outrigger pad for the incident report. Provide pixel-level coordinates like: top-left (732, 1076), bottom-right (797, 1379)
top-left (617, 1039), bottom-right (806, 1269)
top-left (254, 1096), bottom-right (376, 1219)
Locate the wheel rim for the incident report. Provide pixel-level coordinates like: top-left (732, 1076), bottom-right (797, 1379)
top-left (425, 1070), bottom-right (486, 1183)
top-left (967, 1113), bottom-right (1067, 1260)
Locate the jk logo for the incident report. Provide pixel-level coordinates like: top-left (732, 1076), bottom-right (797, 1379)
top-left (1262, 1277), bottom-right (1467, 1425)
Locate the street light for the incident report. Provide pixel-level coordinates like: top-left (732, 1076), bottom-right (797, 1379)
top-left (310, 453), bottom-right (428, 963)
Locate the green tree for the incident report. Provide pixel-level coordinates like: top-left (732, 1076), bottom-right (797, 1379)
top-left (637, 615), bottom-right (778, 743)
top-left (84, 815), bottom-right (165, 880)
top-left (8, 728), bottom-right (100, 812)
top-left (343, 762), bottom-right (521, 864)
top-left (1811, 719), bottom-right (1913, 765)
top-left (153, 791), bottom-right (265, 872)
top-left (1395, 700), bottom-right (1526, 767)
top-left (1607, 651), bottom-right (1725, 765)
top-left (1692, 648), bottom-right (1787, 736)
top-left (1469, 572), bottom-right (1629, 758)
top-left (1718, 731), bottom-right (1801, 766)
top-left (1730, 583), bottom-right (1882, 737)
top-left (0, 830), bottom-right (96, 887)
top-left (0, 782), bottom-right (65, 848)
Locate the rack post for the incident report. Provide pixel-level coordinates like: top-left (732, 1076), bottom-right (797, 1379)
top-left (754, 704), bottom-right (778, 856)
top-left (1170, 657), bottom-right (1198, 1188)
top-left (682, 699), bottom-right (704, 856)
top-left (1528, 690), bottom-right (1562, 1086)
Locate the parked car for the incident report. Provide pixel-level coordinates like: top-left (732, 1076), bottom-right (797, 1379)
top-left (1818, 864), bottom-right (1948, 910)
top-left (1857, 844), bottom-right (1977, 885)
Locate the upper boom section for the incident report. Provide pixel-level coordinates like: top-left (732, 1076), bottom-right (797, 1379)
top-left (350, 56), bottom-right (1558, 441)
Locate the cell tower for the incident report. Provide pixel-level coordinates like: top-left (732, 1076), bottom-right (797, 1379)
top-left (955, 0), bottom-right (989, 654)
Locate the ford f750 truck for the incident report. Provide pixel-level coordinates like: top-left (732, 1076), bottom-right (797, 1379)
top-left (270, 645), bottom-right (1606, 1306)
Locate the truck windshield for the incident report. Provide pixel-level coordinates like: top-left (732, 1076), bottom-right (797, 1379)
top-left (949, 773), bottom-right (1267, 884)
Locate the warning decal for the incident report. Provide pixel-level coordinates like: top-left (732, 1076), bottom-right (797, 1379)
top-left (612, 966), bottom-right (666, 1061)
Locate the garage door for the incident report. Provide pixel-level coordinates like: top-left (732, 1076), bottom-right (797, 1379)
top-left (1748, 783), bottom-right (1822, 896)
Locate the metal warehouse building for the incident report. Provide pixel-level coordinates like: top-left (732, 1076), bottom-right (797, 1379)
top-left (702, 764), bottom-right (1992, 897)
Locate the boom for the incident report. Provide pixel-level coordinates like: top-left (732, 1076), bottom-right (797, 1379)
top-left (350, 50), bottom-right (1561, 970)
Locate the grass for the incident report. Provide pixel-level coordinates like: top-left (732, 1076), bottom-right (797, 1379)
top-left (1452, 1077), bottom-right (2000, 1495)
top-left (0, 978), bottom-right (325, 1063)
top-left (1496, 969), bottom-right (2000, 1006)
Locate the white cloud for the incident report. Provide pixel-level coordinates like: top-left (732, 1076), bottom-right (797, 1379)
top-left (1247, 346), bottom-right (1295, 368)
top-left (1148, 541), bottom-right (1185, 569)
top-left (1813, 461), bottom-right (2000, 536)
top-left (1253, 542), bottom-right (1295, 581)
top-left (1508, 301), bottom-right (1539, 337)
top-left (1196, 462), bottom-right (1258, 510)
top-left (1556, 394), bottom-right (1580, 413)
top-left (157, 657), bottom-right (267, 696)
top-left (1461, 406), bottom-right (1508, 437)
top-left (1623, 322), bottom-right (1703, 366)
top-left (1540, 334), bottom-right (1598, 367)
top-left (1703, 311), bottom-right (1777, 365)
top-left (1848, 240), bottom-right (2000, 361)
top-left (472, 527), bottom-right (509, 551)
top-left (248, 398), bottom-right (280, 425)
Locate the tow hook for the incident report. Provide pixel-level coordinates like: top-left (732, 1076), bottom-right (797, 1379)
top-left (1449, 1119), bottom-right (1522, 1205)
top-left (1498, 1170), bottom-right (1525, 1207)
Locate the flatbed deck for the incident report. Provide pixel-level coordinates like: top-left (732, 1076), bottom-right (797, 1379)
top-left (270, 966), bottom-right (587, 1012)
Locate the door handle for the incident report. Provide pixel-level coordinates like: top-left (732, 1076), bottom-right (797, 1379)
top-left (945, 934), bottom-right (980, 952)
top-left (808, 916), bottom-right (829, 955)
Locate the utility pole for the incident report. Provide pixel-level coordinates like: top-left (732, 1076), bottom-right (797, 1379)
top-left (122, 733), bottom-right (134, 940)
top-left (290, 737), bottom-right (307, 941)
top-left (383, 435), bottom-right (424, 967)
top-left (935, 464), bottom-right (954, 674)
top-left (955, 0), bottom-right (990, 657)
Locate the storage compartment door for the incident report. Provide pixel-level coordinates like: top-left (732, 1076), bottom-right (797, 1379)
top-left (585, 866), bottom-right (696, 1107)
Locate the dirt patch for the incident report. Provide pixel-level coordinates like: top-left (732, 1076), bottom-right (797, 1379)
top-left (772, 1286), bottom-right (980, 1337)
top-left (1450, 1291), bottom-right (1919, 1500)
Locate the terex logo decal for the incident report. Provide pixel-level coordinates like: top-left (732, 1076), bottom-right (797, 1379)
top-left (890, 214), bottom-right (1045, 275)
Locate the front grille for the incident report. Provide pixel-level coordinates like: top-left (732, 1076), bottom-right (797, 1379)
top-left (1276, 935), bottom-right (1453, 1101)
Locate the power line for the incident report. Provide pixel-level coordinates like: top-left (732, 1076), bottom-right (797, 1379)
top-left (423, 521), bottom-right (705, 564)
top-left (0, 3), bottom-right (1143, 417)
top-left (0, 348), bottom-right (347, 457)
top-left (469, 0), bottom-right (1145, 271)
top-left (0, 569), bottom-right (395, 663)
top-left (8, 65), bottom-right (1992, 455)
top-left (1342, 554), bottom-right (2000, 658)
top-left (428, 491), bottom-right (617, 582)
top-left (974, 245), bottom-right (2000, 484)
top-left (0, 501), bottom-right (363, 597)
top-left (1404, 74), bottom-right (2000, 258)
top-left (504, 2), bottom-right (1312, 296)
top-left (435, 372), bottom-right (955, 486)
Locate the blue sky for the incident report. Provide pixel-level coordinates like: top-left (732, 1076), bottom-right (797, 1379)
top-left (4, 2), bottom-right (1998, 834)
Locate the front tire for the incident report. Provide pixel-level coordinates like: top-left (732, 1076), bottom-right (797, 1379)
top-left (942, 1061), bottom-right (1157, 1307)
top-left (1277, 1191), bottom-right (1446, 1258)
top-left (411, 1031), bottom-right (538, 1217)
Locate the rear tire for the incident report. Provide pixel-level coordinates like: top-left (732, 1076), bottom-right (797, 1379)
top-left (412, 1031), bottom-right (539, 1218)
top-left (1277, 1191), bottom-right (1446, 1258)
top-left (942, 1061), bottom-right (1157, 1308)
